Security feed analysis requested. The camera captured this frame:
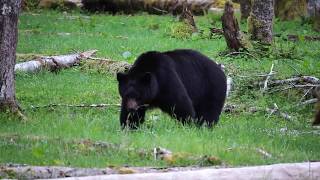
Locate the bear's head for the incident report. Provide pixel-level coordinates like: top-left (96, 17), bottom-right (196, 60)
top-left (117, 72), bottom-right (158, 112)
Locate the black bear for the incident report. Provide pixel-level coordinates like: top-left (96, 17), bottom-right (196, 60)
top-left (117, 49), bottom-right (227, 129)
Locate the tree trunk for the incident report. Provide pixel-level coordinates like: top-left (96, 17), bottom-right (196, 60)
top-left (0, 0), bottom-right (21, 113)
top-left (248, 0), bottom-right (274, 44)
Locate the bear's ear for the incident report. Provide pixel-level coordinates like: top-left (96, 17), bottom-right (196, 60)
top-left (140, 72), bottom-right (152, 84)
top-left (117, 72), bottom-right (127, 82)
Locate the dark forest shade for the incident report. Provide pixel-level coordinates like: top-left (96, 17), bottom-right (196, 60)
top-left (82, 0), bottom-right (213, 15)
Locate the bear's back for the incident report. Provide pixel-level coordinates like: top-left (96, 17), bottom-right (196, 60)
top-left (164, 49), bottom-right (226, 102)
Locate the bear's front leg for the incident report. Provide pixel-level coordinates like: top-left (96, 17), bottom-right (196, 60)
top-left (120, 105), bottom-right (146, 129)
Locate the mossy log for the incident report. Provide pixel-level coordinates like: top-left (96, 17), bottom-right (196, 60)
top-left (275, 0), bottom-right (307, 21)
top-left (248, 0), bottom-right (274, 44)
top-left (82, 0), bottom-right (215, 15)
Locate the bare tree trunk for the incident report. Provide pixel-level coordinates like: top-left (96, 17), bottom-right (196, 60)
top-left (248, 0), bottom-right (274, 44)
top-left (0, 0), bottom-right (22, 113)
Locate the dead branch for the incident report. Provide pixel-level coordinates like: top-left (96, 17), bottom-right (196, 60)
top-left (266, 103), bottom-right (292, 121)
top-left (256, 148), bottom-right (272, 158)
top-left (298, 98), bottom-right (318, 106)
top-left (225, 51), bottom-right (259, 60)
top-left (268, 85), bottom-right (319, 93)
top-left (87, 57), bottom-right (117, 62)
top-left (263, 63), bottom-right (274, 92)
top-left (237, 72), bottom-right (277, 78)
top-left (15, 50), bottom-right (97, 73)
top-left (223, 103), bottom-right (292, 121)
top-left (256, 76), bottom-right (320, 87)
top-left (30, 103), bottom-right (121, 109)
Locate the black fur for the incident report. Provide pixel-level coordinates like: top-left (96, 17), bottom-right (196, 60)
top-left (117, 49), bottom-right (227, 129)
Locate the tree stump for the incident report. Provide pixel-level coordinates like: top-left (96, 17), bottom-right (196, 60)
top-left (179, 0), bottom-right (198, 33)
top-left (221, 1), bottom-right (242, 51)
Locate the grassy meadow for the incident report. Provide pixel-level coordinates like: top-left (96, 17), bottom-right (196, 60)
top-left (0, 10), bottom-right (320, 168)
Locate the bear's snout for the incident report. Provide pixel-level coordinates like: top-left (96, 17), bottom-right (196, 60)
top-left (126, 98), bottom-right (138, 111)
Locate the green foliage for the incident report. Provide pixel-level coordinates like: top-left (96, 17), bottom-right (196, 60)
top-left (23, 0), bottom-right (41, 10)
top-left (0, 11), bottom-right (319, 168)
top-left (167, 22), bottom-right (194, 39)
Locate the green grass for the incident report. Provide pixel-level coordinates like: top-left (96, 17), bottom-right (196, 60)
top-left (0, 10), bottom-right (320, 168)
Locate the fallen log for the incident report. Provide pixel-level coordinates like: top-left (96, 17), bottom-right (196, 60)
top-left (54, 162), bottom-right (320, 180)
top-left (15, 50), bottom-right (97, 73)
top-left (0, 164), bottom-right (222, 179)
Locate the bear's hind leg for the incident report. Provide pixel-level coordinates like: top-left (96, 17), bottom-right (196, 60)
top-left (196, 105), bottom-right (223, 128)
